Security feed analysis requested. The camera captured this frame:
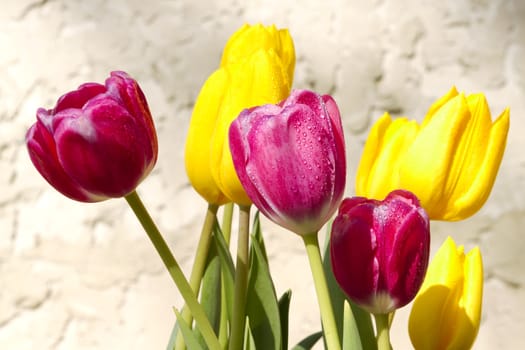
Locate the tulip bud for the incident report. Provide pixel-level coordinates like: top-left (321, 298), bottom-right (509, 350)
top-left (356, 87), bottom-right (510, 221)
top-left (330, 190), bottom-right (430, 314)
top-left (26, 71), bottom-right (158, 202)
top-left (185, 23), bottom-right (295, 205)
top-left (229, 89), bottom-right (346, 235)
top-left (409, 236), bottom-right (483, 350)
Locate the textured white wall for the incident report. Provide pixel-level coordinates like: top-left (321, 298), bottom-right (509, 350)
top-left (1, 0), bottom-right (524, 349)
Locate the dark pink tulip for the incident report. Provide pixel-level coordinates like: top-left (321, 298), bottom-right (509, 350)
top-left (330, 190), bottom-right (430, 314)
top-left (26, 71), bottom-right (158, 202)
top-left (229, 89), bottom-right (346, 235)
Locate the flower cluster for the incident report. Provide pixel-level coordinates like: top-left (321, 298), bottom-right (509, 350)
top-left (25, 23), bottom-right (509, 350)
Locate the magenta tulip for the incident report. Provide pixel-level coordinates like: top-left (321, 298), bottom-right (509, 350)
top-left (26, 71), bottom-right (158, 202)
top-left (330, 190), bottom-right (430, 314)
top-left (229, 89), bottom-right (346, 235)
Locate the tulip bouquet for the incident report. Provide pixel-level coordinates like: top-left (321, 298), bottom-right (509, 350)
top-left (25, 23), bottom-right (509, 350)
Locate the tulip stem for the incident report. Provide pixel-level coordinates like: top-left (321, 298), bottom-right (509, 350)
top-left (374, 313), bottom-right (393, 350)
top-left (218, 202), bottom-right (234, 347)
top-left (228, 205), bottom-right (251, 350)
top-left (175, 203), bottom-right (219, 350)
top-left (222, 202), bottom-right (234, 245)
top-left (124, 191), bottom-right (221, 350)
top-left (302, 233), bottom-right (342, 350)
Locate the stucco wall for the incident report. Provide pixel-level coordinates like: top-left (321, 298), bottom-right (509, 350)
top-left (1, 0), bottom-right (524, 349)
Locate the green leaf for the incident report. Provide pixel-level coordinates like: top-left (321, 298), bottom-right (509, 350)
top-left (173, 308), bottom-right (202, 350)
top-left (322, 222), bottom-right (346, 346)
top-left (212, 222), bottom-right (235, 326)
top-left (278, 290), bottom-right (292, 350)
top-left (193, 236), bottom-right (222, 347)
top-left (165, 322), bottom-right (178, 350)
top-left (245, 232), bottom-right (282, 350)
top-left (342, 300), bottom-right (362, 350)
top-left (291, 331), bottom-right (323, 350)
top-left (244, 317), bottom-right (257, 350)
top-left (347, 302), bottom-right (376, 350)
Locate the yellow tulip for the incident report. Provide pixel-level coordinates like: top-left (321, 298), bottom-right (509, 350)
top-left (409, 236), bottom-right (483, 350)
top-left (220, 23), bottom-right (295, 78)
top-left (185, 24), bottom-right (295, 205)
top-left (356, 87), bottom-right (510, 220)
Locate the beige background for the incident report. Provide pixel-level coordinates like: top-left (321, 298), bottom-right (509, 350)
top-left (1, 0), bottom-right (524, 349)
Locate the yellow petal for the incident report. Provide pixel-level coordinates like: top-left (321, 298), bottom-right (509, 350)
top-left (409, 237), bottom-right (461, 349)
top-left (355, 113), bottom-right (393, 197)
top-left (184, 69), bottom-right (230, 205)
top-left (422, 86), bottom-right (459, 127)
top-left (451, 107), bottom-right (510, 219)
top-left (447, 247), bottom-right (483, 349)
top-left (357, 115), bottom-right (419, 199)
top-left (399, 94), bottom-right (471, 219)
top-left (221, 23), bottom-right (295, 79)
top-left (409, 237), bottom-right (484, 350)
top-left (278, 29), bottom-right (296, 80)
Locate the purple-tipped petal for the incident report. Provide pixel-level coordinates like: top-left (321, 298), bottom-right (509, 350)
top-left (229, 89), bottom-right (346, 235)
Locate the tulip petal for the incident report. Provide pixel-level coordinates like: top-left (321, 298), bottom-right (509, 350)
top-left (399, 94), bottom-right (471, 218)
top-left (239, 104), bottom-right (336, 233)
top-left (54, 83), bottom-right (106, 112)
top-left (331, 201), bottom-right (379, 305)
top-left (356, 113), bottom-right (392, 197)
top-left (452, 107), bottom-right (510, 219)
top-left (26, 118), bottom-right (103, 202)
top-left (221, 24), bottom-right (295, 80)
top-left (185, 69), bottom-right (230, 205)
top-left (421, 86), bottom-right (459, 127)
top-left (380, 191), bottom-right (430, 309)
top-left (409, 237), bottom-right (483, 350)
top-left (106, 71), bottom-right (158, 167)
top-left (54, 99), bottom-right (147, 198)
top-left (357, 114), bottom-right (419, 200)
top-left (447, 247), bottom-right (483, 350)
top-left (409, 237), bottom-right (462, 349)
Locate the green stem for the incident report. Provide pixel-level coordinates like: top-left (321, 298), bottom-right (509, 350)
top-left (218, 202), bottom-right (234, 347)
top-left (228, 205), bottom-right (251, 350)
top-left (221, 203), bottom-right (234, 245)
top-left (374, 313), bottom-right (393, 350)
top-left (124, 191), bottom-right (221, 350)
top-left (175, 203), bottom-right (219, 350)
top-left (302, 233), bottom-right (342, 350)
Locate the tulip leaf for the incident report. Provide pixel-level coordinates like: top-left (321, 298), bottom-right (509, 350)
top-left (213, 222), bottom-right (235, 326)
top-left (246, 232), bottom-right (282, 349)
top-left (244, 317), bottom-right (257, 350)
top-left (193, 234), bottom-right (222, 347)
top-left (165, 322), bottom-right (178, 350)
top-left (173, 308), bottom-right (202, 350)
top-left (343, 300), bottom-right (362, 350)
top-left (322, 223), bottom-right (346, 344)
top-left (291, 331), bottom-right (323, 350)
top-left (347, 302), bottom-right (376, 350)
top-left (278, 290), bottom-right (292, 350)
top-left (322, 223), bottom-right (376, 350)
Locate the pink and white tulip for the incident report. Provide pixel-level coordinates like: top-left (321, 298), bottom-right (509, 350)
top-left (229, 89), bottom-right (346, 235)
